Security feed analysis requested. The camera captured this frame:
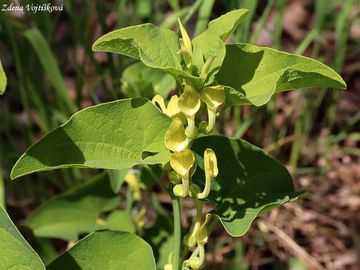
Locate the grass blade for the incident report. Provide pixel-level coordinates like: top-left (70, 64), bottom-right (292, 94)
top-left (24, 28), bottom-right (76, 114)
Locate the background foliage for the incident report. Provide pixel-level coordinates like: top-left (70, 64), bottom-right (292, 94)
top-left (0, 0), bottom-right (359, 269)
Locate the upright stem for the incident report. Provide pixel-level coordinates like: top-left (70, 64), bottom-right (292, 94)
top-left (172, 195), bottom-right (182, 270)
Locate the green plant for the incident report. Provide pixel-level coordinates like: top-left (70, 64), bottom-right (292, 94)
top-left (4, 9), bottom-right (345, 270)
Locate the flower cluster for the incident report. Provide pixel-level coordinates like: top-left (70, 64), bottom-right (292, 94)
top-left (157, 19), bottom-right (225, 270)
top-left (152, 80), bottom-right (222, 200)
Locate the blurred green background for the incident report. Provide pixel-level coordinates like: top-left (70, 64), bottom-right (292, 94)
top-left (0, 0), bottom-right (359, 269)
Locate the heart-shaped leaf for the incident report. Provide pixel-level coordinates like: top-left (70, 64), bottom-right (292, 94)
top-left (216, 44), bottom-right (346, 106)
top-left (143, 213), bottom-right (174, 269)
top-left (11, 98), bottom-right (171, 179)
top-left (47, 231), bottom-right (156, 270)
top-left (27, 173), bottom-right (120, 241)
top-left (0, 206), bottom-right (45, 269)
top-left (93, 24), bottom-right (181, 69)
top-left (92, 23), bottom-right (201, 87)
top-left (190, 136), bottom-right (302, 236)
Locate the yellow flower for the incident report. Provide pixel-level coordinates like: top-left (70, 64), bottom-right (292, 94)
top-left (166, 95), bottom-right (181, 117)
top-left (152, 95), bottom-right (185, 122)
top-left (152, 95), bottom-right (167, 113)
top-left (178, 83), bottom-right (201, 139)
top-left (198, 148), bottom-right (218, 199)
top-left (125, 172), bottom-right (145, 201)
top-left (195, 214), bottom-right (212, 245)
top-left (164, 118), bottom-right (189, 152)
top-left (170, 149), bottom-right (195, 176)
top-left (170, 149), bottom-right (195, 197)
top-left (200, 85), bottom-right (225, 134)
top-left (134, 207), bottom-right (146, 232)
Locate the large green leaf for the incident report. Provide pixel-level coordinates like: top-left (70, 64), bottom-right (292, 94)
top-left (92, 23), bottom-right (201, 87)
top-left (0, 206), bottom-right (45, 270)
top-left (47, 231), bottom-right (156, 270)
top-left (93, 24), bottom-right (181, 69)
top-left (122, 62), bottom-right (176, 98)
top-left (190, 136), bottom-right (301, 236)
top-left (0, 60), bottom-right (6, 94)
top-left (198, 8), bottom-right (249, 42)
top-left (27, 173), bottom-right (120, 241)
top-left (11, 98), bottom-right (171, 179)
top-left (216, 44), bottom-right (347, 106)
top-left (192, 9), bottom-right (248, 84)
top-left (143, 214), bottom-right (173, 269)
top-left (103, 210), bottom-right (135, 234)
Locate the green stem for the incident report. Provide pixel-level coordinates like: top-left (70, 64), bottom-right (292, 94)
top-left (172, 195), bottom-right (182, 270)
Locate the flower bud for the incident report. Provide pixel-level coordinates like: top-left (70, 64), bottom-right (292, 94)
top-left (177, 19), bottom-right (192, 69)
top-left (173, 184), bottom-right (185, 197)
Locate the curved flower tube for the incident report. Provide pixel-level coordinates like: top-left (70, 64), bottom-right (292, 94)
top-left (200, 85), bottom-right (225, 134)
top-left (178, 83), bottom-right (201, 139)
top-left (198, 148), bottom-right (218, 199)
top-left (170, 149), bottom-right (195, 197)
top-left (164, 118), bottom-right (189, 152)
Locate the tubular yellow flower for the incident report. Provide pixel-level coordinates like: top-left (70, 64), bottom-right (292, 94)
top-left (185, 214), bottom-right (212, 270)
top-left (164, 118), bottom-right (189, 152)
top-left (183, 194), bottom-right (202, 247)
top-left (170, 149), bottom-right (195, 197)
top-left (195, 214), bottom-right (212, 245)
top-left (152, 95), bottom-right (185, 121)
top-left (125, 172), bottom-right (145, 201)
top-left (177, 18), bottom-right (192, 69)
top-left (166, 95), bottom-right (180, 117)
top-left (134, 207), bottom-right (146, 232)
top-left (198, 148), bottom-right (218, 199)
top-left (178, 83), bottom-right (201, 139)
top-left (170, 149), bottom-right (195, 176)
top-left (200, 85), bottom-right (225, 134)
